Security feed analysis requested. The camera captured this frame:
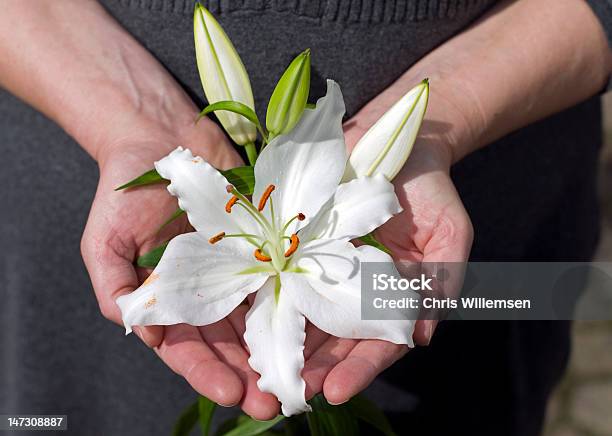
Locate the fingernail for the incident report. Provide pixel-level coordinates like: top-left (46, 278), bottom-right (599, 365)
top-left (327, 399), bottom-right (347, 406)
top-left (425, 322), bottom-right (435, 345)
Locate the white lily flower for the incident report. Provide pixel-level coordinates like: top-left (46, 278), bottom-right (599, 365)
top-left (117, 81), bottom-right (416, 416)
top-left (342, 79), bottom-right (429, 182)
top-left (194, 4), bottom-right (256, 145)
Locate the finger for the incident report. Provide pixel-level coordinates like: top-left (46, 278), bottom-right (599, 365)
top-left (133, 325), bottom-right (164, 347)
top-left (412, 319), bottom-right (438, 346)
top-left (302, 337), bottom-right (357, 400)
top-left (81, 223), bottom-right (164, 348)
top-left (199, 320), bottom-right (281, 420)
top-left (418, 186), bottom-right (473, 345)
top-left (226, 303), bottom-right (250, 349)
top-left (303, 322), bottom-right (330, 359)
top-left (81, 228), bottom-right (135, 325)
top-left (155, 324), bottom-right (244, 407)
top-left (323, 340), bottom-right (408, 405)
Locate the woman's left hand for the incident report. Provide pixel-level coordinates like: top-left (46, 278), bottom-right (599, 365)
top-left (299, 118), bottom-right (473, 404)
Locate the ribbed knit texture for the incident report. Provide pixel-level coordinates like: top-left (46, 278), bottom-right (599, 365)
top-left (114, 0), bottom-right (491, 22)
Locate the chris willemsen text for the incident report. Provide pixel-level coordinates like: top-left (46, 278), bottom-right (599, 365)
top-left (370, 274), bottom-right (532, 310)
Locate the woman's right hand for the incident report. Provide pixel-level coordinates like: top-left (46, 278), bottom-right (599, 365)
top-left (80, 113), bottom-right (282, 419)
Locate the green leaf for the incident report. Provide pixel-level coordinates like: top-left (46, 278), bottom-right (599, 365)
top-left (282, 416), bottom-right (303, 436)
top-left (115, 169), bottom-right (165, 191)
top-left (215, 415), bottom-right (248, 436)
top-left (305, 103), bottom-right (316, 110)
top-left (198, 396), bottom-right (217, 436)
top-left (266, 49), bottom-right (311, 136)
top-left (198, 100), bottom-right (264, 139)
top-left (347, 394), bottom-right (397, 436)
top-left (115, 165), bottom-right (254, 195)
top-left (358, 232), bottom-right (392, 255)
top-left (220, 166), bottom-right (255, 195)
top-left (172, 401), bottom-right (199, 436)
top-left (306, 394), bottom-right (359, 436)
top-left (136, 242), bottom-right (168, 268)
top-left (218, 414), bottom-right (284, 436)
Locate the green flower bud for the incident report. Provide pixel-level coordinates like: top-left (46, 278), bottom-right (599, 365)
top-left (266, 49), bottom-right (311, 137)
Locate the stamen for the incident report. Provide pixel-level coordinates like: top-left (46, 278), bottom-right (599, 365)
top-left (225, 196), bottom-right (239, 213)
top-left (226, 184), bottom-right (234, 193)
top-left (284, 234), bottom-right (300, 257)
top-left (229, 187), bottom-right (274, 236)
top-left (281, 213), bottom-right (306, 235)
top-left (258, 184), bottom-right (276, 211)
top-left (209, 232), bottom-right (225, 244)
top-left (254, 248), bottom-right (272, 262)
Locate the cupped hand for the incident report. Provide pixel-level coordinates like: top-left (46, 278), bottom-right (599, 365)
top-left (297, 86), bottom-right (474, 406)
top-left (80, 114), bottom-right (281, 418)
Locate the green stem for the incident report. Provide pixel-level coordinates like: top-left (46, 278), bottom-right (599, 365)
top-left (245, 142), bottom-right (258, 166)
top-left (261, 131), bottom-right (276, 150)
top-left (256, 124), bottom-right (269, 145)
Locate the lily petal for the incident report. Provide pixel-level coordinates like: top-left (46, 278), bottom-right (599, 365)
top-left (117, 233), bottom-right (270, 334)
top-left (155, 147), bottom-right (256, 236)
top-left (286, 239), bottom-right (416, 346)
top-left (244, 277), bottom-right (311, 416)
top-left (299, 174), bottom-right (402, 243)
top-left (253, 80), bottom-right (347, 230)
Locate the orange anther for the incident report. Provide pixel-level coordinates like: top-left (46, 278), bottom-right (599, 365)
top-left (297, 213), bottom-right (305, 221)
top-left (208, 232), bottom-right (225, 244)
top-left (226, 184), bottom-right (234, 193)
top-left (258, 184), bottom-right (276, 211)
top-left (225, 196), bottom-right (239, 213)
top-left (284, 234), bottom-right (300, 257)
top-left (254, 248), bottom-right (272, 262)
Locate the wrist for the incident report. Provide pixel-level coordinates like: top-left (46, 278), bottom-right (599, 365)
top-left (89, 90), bottom-right (240, 173)
top-left (71, 81), bottom-right (201, 163)
top-left (413, 72), bottom-right (487, 166)
top-left (12, 0), bottom-right (205, 164)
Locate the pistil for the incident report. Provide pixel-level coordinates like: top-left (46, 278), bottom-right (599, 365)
top-left (210, 184), bottom-right (304, 271)
top-left (281, 213), bottom-right (305, 235)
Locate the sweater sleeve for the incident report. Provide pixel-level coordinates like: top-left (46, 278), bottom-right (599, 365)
top-left (586, 0), bottom-right (612, 91)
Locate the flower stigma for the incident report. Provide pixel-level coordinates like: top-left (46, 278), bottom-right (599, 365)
top-left (209, 184), bottom-right (305, 272)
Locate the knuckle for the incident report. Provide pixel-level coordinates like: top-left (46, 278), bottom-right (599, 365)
top-left (98, 299), bottom-right (116, 322)
top-left (435, 208), bottom-right (474, 251)
top-left (459, 213), bottom-right (474, 242)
